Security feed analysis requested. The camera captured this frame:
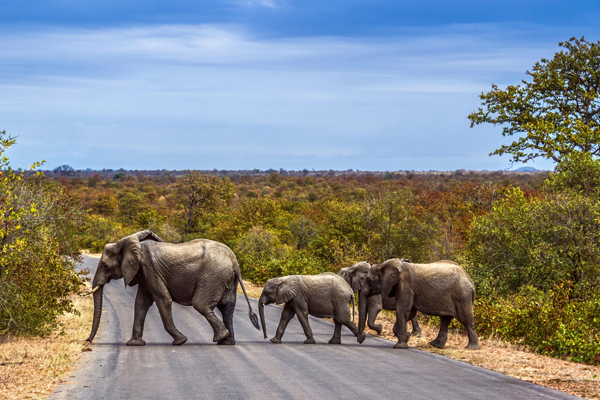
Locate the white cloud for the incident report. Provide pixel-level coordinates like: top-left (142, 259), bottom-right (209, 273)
top-left (0, 23), bottom-right (569, 170)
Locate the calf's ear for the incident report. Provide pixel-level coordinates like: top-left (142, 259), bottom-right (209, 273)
top-left (276, 276), bottom-right (300, 304)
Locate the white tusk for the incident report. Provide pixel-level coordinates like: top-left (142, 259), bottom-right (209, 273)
top-left (81, 286), bottom-right (100, 296)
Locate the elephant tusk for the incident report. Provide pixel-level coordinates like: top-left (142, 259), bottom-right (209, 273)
top-left (81, 286), bottom-right (100, 296)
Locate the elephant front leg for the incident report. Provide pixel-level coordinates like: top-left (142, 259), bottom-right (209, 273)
top-left (409, 308), bottom-right (421, 336)
top-left (367, 295), bottom-right (383, 335)
top-left (271, 303), bottom-right (295, 343)
top-left (155, 297), bottom-right (188, 346)
top-left (293, 303), bottom-right (315, 344)
top-left (393, 293), bottom-right (413, 349)
top-left (127, 288), bottom-right (154, 346)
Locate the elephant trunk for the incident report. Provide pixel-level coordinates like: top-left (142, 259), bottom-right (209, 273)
top-left (87, 285), bottom-right (104, 342)
top-left (358, 287), bottom-right (368, 334)
top-left (258, 294), bottom-right (268, 339)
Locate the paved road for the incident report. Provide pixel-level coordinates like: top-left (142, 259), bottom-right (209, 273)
top-left (50, 256), bottom-right (580, 400)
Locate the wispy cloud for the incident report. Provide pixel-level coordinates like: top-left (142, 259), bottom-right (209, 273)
top-left (0, 23), bottom-right (583, 170)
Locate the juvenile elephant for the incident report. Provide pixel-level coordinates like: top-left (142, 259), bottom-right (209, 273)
top-left (85, 230), bottom-right (259, 346)
top-left (258, 273), bottom-right (367, 344)
top-left (365, 259), bottom-right (479, 350)
top-left (338, 261), bottom-right (421, 336)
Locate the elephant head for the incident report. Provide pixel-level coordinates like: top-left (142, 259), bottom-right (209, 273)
top-left (339, 262), bottom-right (370, 330)
top-left (338, 262), bottom-right (370, 293)
top-left (366, 259), bottom-right (405, 299)
top-left (258, 276), bottom-right (301, 339)
top-left (86, 230), bottom-right (163, 343)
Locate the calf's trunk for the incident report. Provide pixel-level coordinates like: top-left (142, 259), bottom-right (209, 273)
top-left (258, 295), bottom-right (268, 339)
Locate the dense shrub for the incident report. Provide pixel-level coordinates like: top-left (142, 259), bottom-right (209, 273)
top-left (475, 283), bottom-right (600, 364)
top-left (467, 188), bottom-right (600, 296)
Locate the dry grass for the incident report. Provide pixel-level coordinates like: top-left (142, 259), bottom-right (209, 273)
top-left (0, 293), bottom-right (94, 400)
top-left (240, 280), bottom-right (600, 399)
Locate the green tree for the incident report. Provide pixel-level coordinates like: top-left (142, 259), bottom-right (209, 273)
top-left (468, 37), bottom-right (600, 165)
top-left (0, 131), bottom-right (86, 336)
top-left (172, 171), bottom-right (235, 233)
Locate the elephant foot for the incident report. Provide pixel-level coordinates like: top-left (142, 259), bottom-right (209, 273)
top-left (212, 329), bottom-right (229, 343)
top-left (357, 332), bottom-right (367, 344)
top-left (172, 335), bottom-right (188, 346)
top-left (126, 338), bottom-right (146, 346)
top-left (328, 337), bottom-right (341, 344)
top-left (393, 342), bottom-right (409, 349)
top-left (270, 337), bottom-right (282, 344)
top-left (411, 329), bottom-right (422, 337)
top-left (369, 324), bottom-right (383, 335)
top-left (465, 342), bottom-right (480, 350)
top-left (303, 338), bottom-right (316, 344)
top-left (429, 339), bottom-right (445, 349)
top-left (217, 336), bottom-right (236, 345)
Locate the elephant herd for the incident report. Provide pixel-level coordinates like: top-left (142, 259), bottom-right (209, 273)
top-left (85, 230), bottom-right (479, 350)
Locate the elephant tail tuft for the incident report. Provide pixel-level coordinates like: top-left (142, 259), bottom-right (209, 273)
top-left (235, 262), bottom-right (261, 331)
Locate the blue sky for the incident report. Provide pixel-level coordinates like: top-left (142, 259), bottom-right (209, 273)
top-left (1, 1), bottom-right (599, 171)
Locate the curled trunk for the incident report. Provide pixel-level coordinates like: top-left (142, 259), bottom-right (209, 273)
top-left (87, 286), bottom-right (104, 342)
top-left (358, 288), bottom-right (368, 334)
top-left (259, 295), bottom-right (267, 339)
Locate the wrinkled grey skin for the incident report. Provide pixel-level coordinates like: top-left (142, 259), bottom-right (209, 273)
top-left (366, 259), bottom-right (480, 350)
top-left (86, 230), bottom-right (259, 346)
top-left (338, 262), bottom-right (421, 337)
top-left (258, 273), bottom-right (367, 345)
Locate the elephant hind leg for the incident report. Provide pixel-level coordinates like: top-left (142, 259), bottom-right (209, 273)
top-left (455, 305), bottom-right (480, 350)
top-left (193, 296), bottom-right (229, 343)
top-left (217, 302), bottom-right (236, 345)
top-left (328, 321), bottom-right (343, 344)
top-left (429, 316), bottom-right (452, 348)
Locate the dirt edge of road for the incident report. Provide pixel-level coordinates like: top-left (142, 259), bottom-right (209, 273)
top-left (0, 293), bottom-right (94, 400)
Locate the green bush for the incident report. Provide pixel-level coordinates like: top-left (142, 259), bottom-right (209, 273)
top-left (475, 283), bottom-right (600, 364)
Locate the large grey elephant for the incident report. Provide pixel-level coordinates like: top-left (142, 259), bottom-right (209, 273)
top-left (338, 261), bottom-right (421, 336)
top-left (258, 273), bottom-right (367, 345)
top-left (365, 259), bottom-right (479, 350)
top-left (85, 230), bottom-right (259, 346)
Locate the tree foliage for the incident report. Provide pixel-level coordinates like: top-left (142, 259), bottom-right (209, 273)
top-left (469, 37), bottom-right (600, 164)
top-left (0, 131), bottom-right (86, 336)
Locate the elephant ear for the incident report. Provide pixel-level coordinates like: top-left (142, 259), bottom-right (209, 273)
top-left (276, 276), bottom-right (300, 304)
top-left (116, 233), bottom-right (143, 287)
top-left (338, 268), bottom-right (352, 289)
top-left (351, 262), bottom-right (370, 292)
top-left (136, 230), bottom-right (164, 243)
top-left (381, 262), bottom-right (401, 298)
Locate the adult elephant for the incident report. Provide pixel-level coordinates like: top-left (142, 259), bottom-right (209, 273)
top-left (85, 230), bottom-right (259, 346)
top-left (338, 261), bottom-right (421, 337)
top-left (365, 259), bottom-right (479, 350)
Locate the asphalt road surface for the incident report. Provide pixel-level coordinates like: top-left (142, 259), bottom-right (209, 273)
top-left (50, 256), bottom-right (580, 400)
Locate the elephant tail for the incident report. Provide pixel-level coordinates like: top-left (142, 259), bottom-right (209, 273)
top-left (234, 263), bottom-right (260, 330)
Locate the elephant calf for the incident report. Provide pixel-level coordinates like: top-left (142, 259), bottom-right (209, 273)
top-left (258, 273), bottom-right (367, 345)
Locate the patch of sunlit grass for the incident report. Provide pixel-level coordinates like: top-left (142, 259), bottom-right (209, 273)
top-left (0, 292), bottom-right (93, 400)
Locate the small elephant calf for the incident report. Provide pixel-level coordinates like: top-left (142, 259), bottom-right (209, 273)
top-left (258, 273), bottom-right (367, 344)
